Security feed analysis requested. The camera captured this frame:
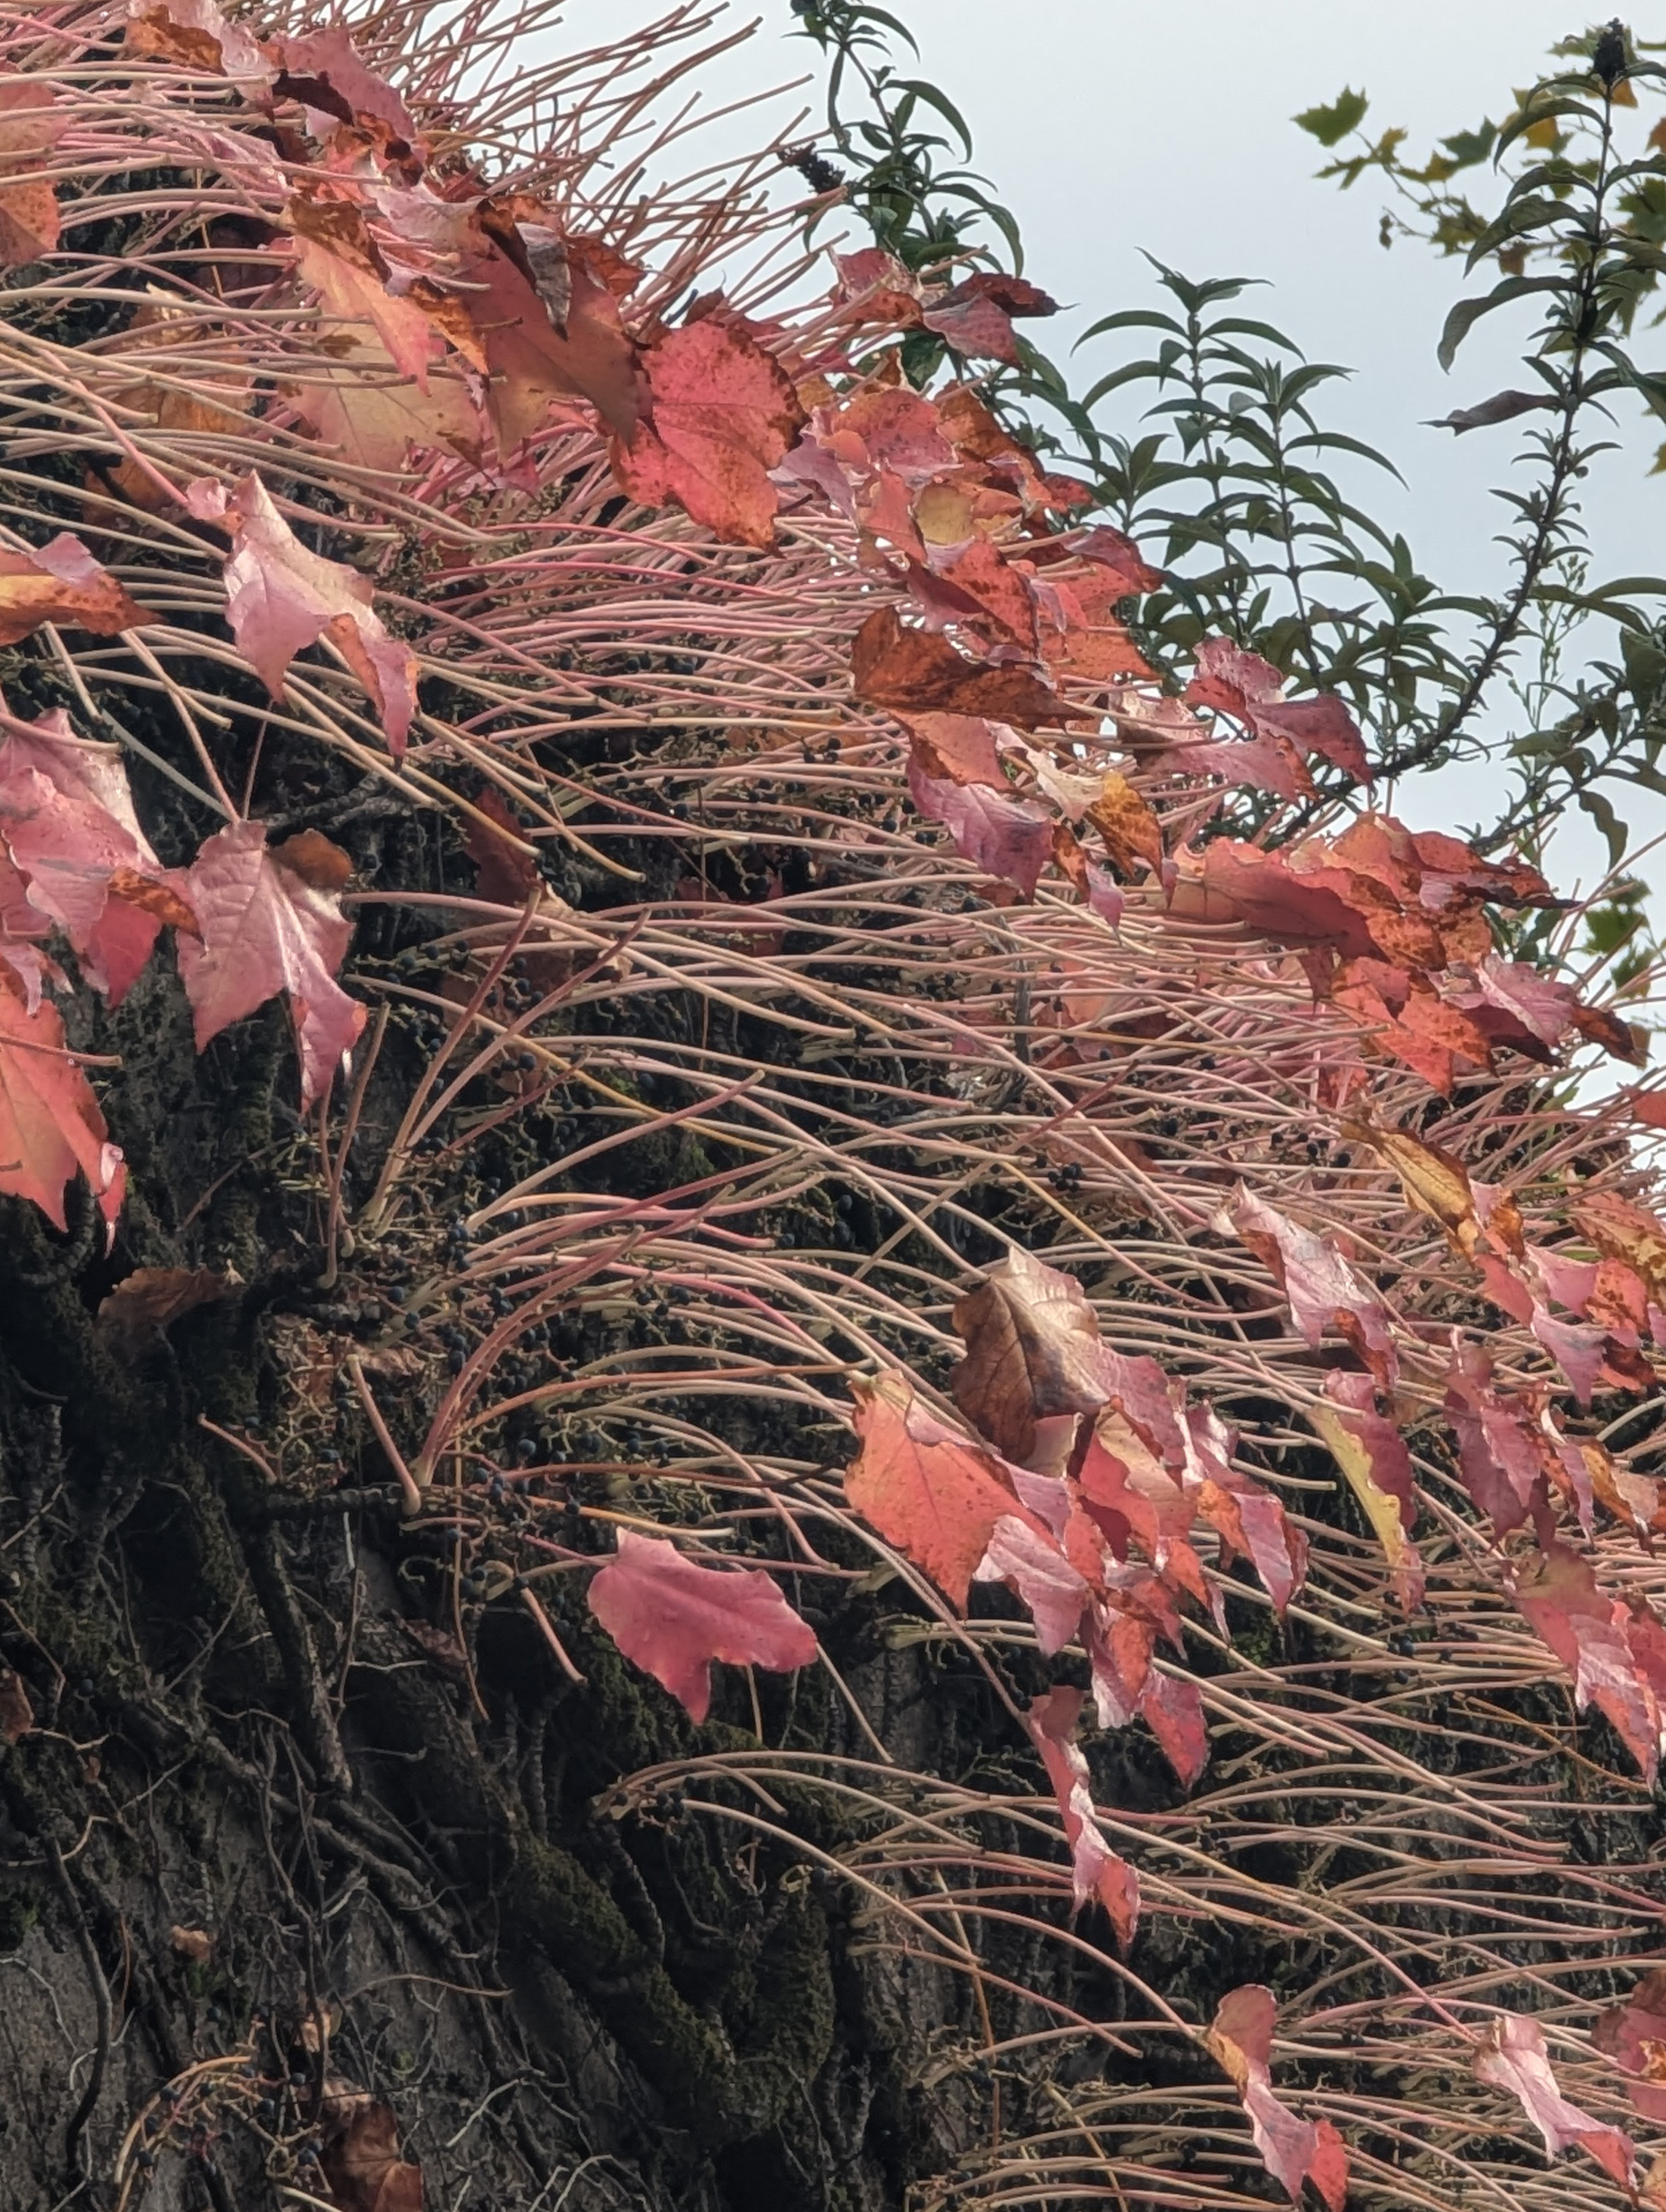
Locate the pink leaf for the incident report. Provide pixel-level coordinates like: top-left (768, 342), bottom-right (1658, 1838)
top-left (0, 531), bottom-right (145, 647)
top-left (175, 821), bottom-right (366, 1106)
top-left (1444, 1341), bottom-right (1547, 1532)
top-left (1513, 1540), bottom-right (1661, 1781)
top-left (586, 1528), bottom-right (818, 1725)
top-left (1230, 1186), bottom-right (1398, 1385)
top-left (1025, 1685), bottom-right (1139, 1947)
top-left (1474, 2013), bottom-right (1634, 2183)
top-left (189, 472), bottom-right (417, 755)
top-left (1207, 1985), bottom-right (1349, 2210)
top-left (1592, 1972), bottom-right (1666, 2121)
top-left (270, 26), bottom-right (417, 144)
top-left (975, 1514), bottom-right (1090, 1654)
top-left (907, 754), bottom-right (1052, 897)
top-left (0, 706), bottom-right (193, 1002)
top-left (1186, 637), bottom-right (1370, 782)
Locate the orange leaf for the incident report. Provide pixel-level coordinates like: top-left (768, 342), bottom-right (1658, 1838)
top-left (845, 1369), bottom-right (1040, 1610)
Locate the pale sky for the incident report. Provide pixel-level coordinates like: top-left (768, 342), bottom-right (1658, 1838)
top-left (548, 1), bottom-right (1664, 889)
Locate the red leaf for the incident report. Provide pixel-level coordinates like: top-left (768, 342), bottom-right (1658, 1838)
top-left (97, 1265), bottom-right (240, 1357)
top-left (1025, 1685), bottom-right (1139, 1945)
top-left (175, 820), bottom-right (366, 1106)
top-left (1229, 1187), bottom-right (1398, 1385)
top-left (0, 532), bottom-right (145, 646)
top-left (0, 982), bottom-right (124, 1234)
top-left (126, 0), bottom-right (270, 79)
top-left (1474, 2013), bottom-right (1634, 2183)
top-left (1186, 638), bottom-right (1370, 782)
top-left (907, 755), bottom-right (1052, 899)
top-left (1207, 1985), bottom-right (1349, 2210)
top-left (0, 1665), bottom-right (32, 1744)
top-left (1136, 1666), bottom-right (1208, 1787)
top-left (462, 788), bottom-right (539, 906)
top-left (933, 536), bottom-right (1038, 653)
top-left (845, 1369), bottom-right (1041, 1611)
top-left (1593, 1972), bottom-right (1666, 2121)
top-left (923, 273), bottom-right (1058, 365)
top-left (613, 317), bottom-right (806, 548)
top-left (188, 472), bottom-right (417, 754)
top-left (1513, 1540), bottom-right (1661, 1781)
top-left (852, 604), bottom-right (1064, 728)
top-left (586, 1528), bottom-right (818, 1725)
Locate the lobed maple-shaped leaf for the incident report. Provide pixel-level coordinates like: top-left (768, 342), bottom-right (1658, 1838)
top-left (853, 605), bottom-right (1064, 728)
top-left (1474, 2013), bottom-right (1634, 2184)
top-left (0, 704), bottom-right (196, 1002)
top-left (1206, 1985), bottom-right (1349, 2211)
top-left (950, 1244), bottom-right (1122, 1463)
top-left (613, 317), bottom-right (805, 549)
top-left (175, 820), bottom-right (366, 1106)
top-left (1229, 1187), bottom-right (1398, 1385)
top-left (586, 1528), bottom-right (818, 1725)
top-left (1025, 1685), bottom-right (1139, 1946)
top-left (1185, 638), bottom-right (1370, 783)
top-left (188, 472), bottom-right (418, 753)
top-left (0, 73), bottom-right (61, 271)
top-left (845, 1369), bottom-right (1044, 1610)
top-left (1308, 1373), bottom-right (1422, 1611)
top-left (0, 981), bottom-right (125, 1236)
top-left (1514, 1540), bottom-right (1664, 1778)
top-left (907, 756), bottom-right (1052, 899)
top-left (0, 532), bottom-right (145, 647)
top-left (1593, 1972), bottom-right (1666, 2121)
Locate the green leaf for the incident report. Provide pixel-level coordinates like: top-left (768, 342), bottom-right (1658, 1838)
top-left (1436, 274), bottom-right (1569, 370)
top-left (1578, 784), bottom-right (1629, 871)
top-left (1294, 87), bottom-right (1368, 148)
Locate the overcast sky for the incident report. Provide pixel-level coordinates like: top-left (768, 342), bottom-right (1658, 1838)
top-left (552, 1), bottom-right (1664, 889)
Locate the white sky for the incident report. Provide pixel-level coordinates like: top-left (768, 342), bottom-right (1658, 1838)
top-left (548, 0), bottom-right (1666, 893)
